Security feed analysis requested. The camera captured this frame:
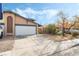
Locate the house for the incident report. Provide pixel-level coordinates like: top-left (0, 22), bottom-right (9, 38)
top-left (0, 11), bottom-right (41, 36)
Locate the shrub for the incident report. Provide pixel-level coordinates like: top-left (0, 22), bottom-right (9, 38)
top-left (45, 24), bottom-right (58, 35)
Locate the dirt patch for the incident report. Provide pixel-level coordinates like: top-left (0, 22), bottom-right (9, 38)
top-left (39, 34), bottom-right (74, 41)
top-left (0, 36), bottom-right (14, 53)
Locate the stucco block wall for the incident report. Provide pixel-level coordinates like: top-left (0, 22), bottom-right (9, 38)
top-left (3, 13), bottom-right (15, 22)
top-left (15, 16), bottom-right (28, 25)
top-left (15, 16), bottom-right (36, 25)
top-left (3, 13), bottom-right (15, 36)
top-left (27, 21), bottom-right (36, 25)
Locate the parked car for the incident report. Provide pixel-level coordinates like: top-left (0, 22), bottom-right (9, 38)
top-left (0, 25), bottom-right (3, 39)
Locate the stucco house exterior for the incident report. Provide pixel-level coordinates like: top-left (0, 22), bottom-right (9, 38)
top-left (0, 11), bottom-right (41, 36)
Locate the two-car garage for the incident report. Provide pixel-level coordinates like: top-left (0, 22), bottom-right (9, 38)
top-left (15, 25), bottom-right (37, 36)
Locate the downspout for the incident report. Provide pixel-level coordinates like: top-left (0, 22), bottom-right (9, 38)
top-left (14, 14), bottom-right (16, 38)
top-left (36, 24), bottom-right (38, 34)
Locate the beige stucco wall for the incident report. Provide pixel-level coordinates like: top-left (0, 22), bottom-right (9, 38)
top-left (15, 15), bottom-right (36, 25)
top-left (27, 20), bottom-right (36, 25)
top-left (15, 16), bottom-right (28, 25)
top-left (3, 12), bottom-right (15, 36)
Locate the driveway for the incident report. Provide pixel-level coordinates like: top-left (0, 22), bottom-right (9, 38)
top-left (12, 34), bottom-right (59, 56)
top-left (0, 34), bottom-right (79, 56)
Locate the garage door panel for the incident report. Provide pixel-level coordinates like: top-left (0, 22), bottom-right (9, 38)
top-left (16, 26), bottom-right (36, 36)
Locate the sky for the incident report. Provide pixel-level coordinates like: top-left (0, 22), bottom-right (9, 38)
top-left (2, 3), bottom-right (79, 25)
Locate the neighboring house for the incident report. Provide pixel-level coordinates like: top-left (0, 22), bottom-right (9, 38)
top-left (0, 11), bottom-right (41, 36)
top-left (38, 25), bottom-right (47, 33)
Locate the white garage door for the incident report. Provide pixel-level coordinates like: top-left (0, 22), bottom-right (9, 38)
top-left (16, 26), bottom-right (36, 36)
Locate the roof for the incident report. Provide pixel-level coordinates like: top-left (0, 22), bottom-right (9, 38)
top-left (3, 11), bottom-right (42, 27)
top-left (3, 11), bottom-right (35, 21)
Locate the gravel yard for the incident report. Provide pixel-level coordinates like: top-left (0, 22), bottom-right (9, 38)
top-left (0, 34), bottom-right (79, 56)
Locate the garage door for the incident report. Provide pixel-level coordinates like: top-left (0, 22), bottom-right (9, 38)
top-left (16, 26), bottom-right (36, 36)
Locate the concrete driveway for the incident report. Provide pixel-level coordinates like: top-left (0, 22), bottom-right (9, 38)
top-left (13, 35), bottom-right (59, 56)
top-left (0, 35), bottom-right (59, 56)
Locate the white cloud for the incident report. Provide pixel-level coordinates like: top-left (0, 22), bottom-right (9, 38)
top-left (12, 8), bottom-right (59, 24)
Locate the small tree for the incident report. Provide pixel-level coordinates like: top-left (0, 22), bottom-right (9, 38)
top-left (67, 16), bottom-right (78, 32)
top-left (57, 11), bottom-right (67, 36)
top-left (57, 11), bottom-right (78, 36)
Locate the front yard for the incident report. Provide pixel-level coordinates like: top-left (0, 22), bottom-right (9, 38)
top-left (0, 34), bottom-right (79, 56)
top-left (0, 36), bottom-right (14, 53)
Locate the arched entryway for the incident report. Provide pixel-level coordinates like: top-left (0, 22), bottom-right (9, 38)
top-left (6, 16), bottom-right (13, 35)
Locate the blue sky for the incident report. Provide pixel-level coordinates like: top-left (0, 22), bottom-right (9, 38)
top-left (2, 3), bottom-right (79, 25)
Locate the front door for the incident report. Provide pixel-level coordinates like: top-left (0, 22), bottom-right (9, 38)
top-left (7, 16), bottom-right (13, 35)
